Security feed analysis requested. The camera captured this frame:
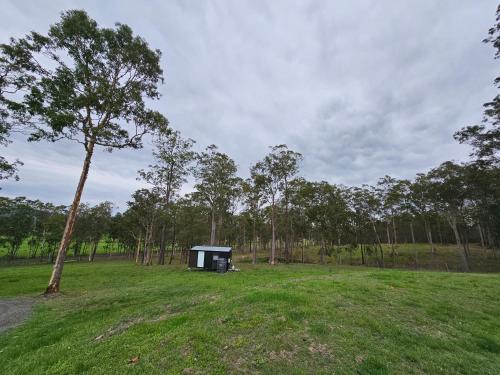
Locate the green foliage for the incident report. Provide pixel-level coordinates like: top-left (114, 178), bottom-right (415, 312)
top-left (1, 9), bottom-right (168, 150)
top-left (454, 5), bottom-right (500, 165)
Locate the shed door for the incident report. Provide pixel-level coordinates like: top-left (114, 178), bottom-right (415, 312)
top-left (197, 251), bottom-right (205, 267)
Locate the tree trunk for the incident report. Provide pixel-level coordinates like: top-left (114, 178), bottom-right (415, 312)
top-left (320, 237), bottom-right (325, 264)
top-left (135, 233), bottom-right (142, 264)
top-left (252, 219), bottom-right (257, 264)
top-left (168, 218), bottom-right (176, 265)
top-left (270, 198), bottom-right (276, 265)
top-left (448, 216), bottom-right (470, 272)
top-left (210, 208), bottom-right (216, 246)
top-left (392, 216), bottom-right (398, 245)
top-left (284, 181), bottom-right (290, 263)
top-left (158, 224), bottom-right (166, 265)
top-left (45, 141), bottom-right (95, 294)
top-left (88, 241), bottom-right (98, 262)
top-left (478, 223), bottom-right (485, 249)
top-left (424, 219), bottom-right (436, 254)
top-left (301, 238), bottom-right (305, 263)
top-left (372, 221), bottom-right (384, 268)
top-left (410, 222), bottom-right (417, 267)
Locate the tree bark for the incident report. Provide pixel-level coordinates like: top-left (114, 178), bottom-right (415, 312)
top-left (135, 233), bottom-right (142, 264)
top-left (270, 197), bottom-right (276, 265)
top-left (252, 219), bottom-right (257, 264)
top-left (478, 223), bottom-right (485, 249)
top-left (210, 208), bottom-right (216, 246)
top-left (372, 221), bottom-right (384, 268)
top-left (45, 141), bottom-right (95, 294)
top-left (168, 218), bottom-right (176, 265)
top-left (447, 216), bottom-right (470, 272)
top-left (158, 224), bottom-right (166, 265)
top-left (284, 179), bottom-right (290, 263)
top-left (424, 219), bottom-right (436, 254)
top-left (392, 216), bottom-right (398, 245)
top-left (88, 241), bottom-right (98, 262)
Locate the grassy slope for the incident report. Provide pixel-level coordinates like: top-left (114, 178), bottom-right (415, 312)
top-left (0, 262), bottom-right (499, 374)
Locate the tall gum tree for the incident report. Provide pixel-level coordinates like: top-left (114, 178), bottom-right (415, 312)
top-left (0, 10), bottom-right (168, 293)
top-left (193, 145), bottom-right (240, 246)
top-left (251, 145), bottom-right (302, 265)
top-left (138, 130), bottom-right (195, 264)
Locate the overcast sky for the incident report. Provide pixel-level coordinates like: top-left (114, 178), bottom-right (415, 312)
top-left (1, 0), bottom-right (498, 210)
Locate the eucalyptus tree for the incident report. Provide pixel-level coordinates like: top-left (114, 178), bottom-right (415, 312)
top-left (288, 178), bottom-right (312, 263)
top-left (376, 176), bottom-right (404, 246)
top-left (0, 36), bottom-right (29, 183)
top-left (86, 202), bottom-right (113, 261)
top-left (251, 144), bottom-right (302, 264)
top-left (193, 145), bottom-right (240, 246)
top-left (128, 189), bottom-right (164, 265)
top-left (174, 195), bottom-right (211, 261)
top-left (242, 174), bottom-right (266, 263)
top-left (463, 163), bottom-right (500, 249)
top-left (455, 5), bottom-right (500, 166)
top-left (427, 162), bottom-right (471, 271)
top-left (0, 10), bottom-right (168, 292)
top-left (0, 197), bottom-right (34, 258)
top-left (111, 209), bottom-right (143, 258)
top-left (139, 129), bottom-right (195, 264)
top-left (296, 181), bottom-right (348, 264)
top-left (349, 186), bottom-right (385, 267)
top-left (409, 174), bottom-right (439, 255)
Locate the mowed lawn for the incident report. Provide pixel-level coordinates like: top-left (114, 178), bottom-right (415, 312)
top-left (0, 262), bottom-right (499, 374)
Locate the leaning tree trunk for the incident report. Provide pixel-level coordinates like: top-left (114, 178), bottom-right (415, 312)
top-left (447, 216), bottom-right (470, 272)
top-left (45, 141), bottom-right (95, 294)
top-left (135, 233), bottom-right (142, 264)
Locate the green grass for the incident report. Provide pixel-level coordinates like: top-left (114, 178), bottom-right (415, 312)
top-left (1, 261), bottom-right (500, 374)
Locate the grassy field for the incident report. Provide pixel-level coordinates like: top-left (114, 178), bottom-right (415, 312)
top-left (4, 240), bottom-right (500, 274)
top-left (0, 262), bottom-right (500, 374)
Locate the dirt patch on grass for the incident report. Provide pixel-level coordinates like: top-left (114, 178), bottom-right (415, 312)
top-left (0, 297), bottom-right (37, 334)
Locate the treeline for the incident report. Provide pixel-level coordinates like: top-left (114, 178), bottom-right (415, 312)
top-left (123, 145), bottom-right (500, 273)
top-left (2, 143), bottom-right (499, 272)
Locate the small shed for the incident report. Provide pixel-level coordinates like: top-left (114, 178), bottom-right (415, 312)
top-left (188, 246), bottom-right (232, 271)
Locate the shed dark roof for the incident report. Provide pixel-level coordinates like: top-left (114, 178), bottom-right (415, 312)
top-left (190, 246), bottom-right (232, 253)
